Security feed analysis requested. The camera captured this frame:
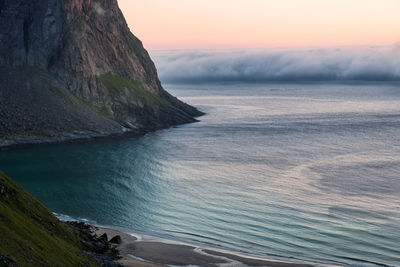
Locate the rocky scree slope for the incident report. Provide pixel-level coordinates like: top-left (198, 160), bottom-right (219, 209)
top-left (0, 0), bottom-right (202, 147)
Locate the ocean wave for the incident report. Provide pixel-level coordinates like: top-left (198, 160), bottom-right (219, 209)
top-left (150, 45), bottom-right (400, 83)
top-left (53, 212), bottom-right (93, 223)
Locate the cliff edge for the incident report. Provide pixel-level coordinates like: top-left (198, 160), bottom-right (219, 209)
top-left (0, 0), bottom-right (202, 147)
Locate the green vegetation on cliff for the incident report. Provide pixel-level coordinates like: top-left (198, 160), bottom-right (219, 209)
top-left (0, 171), bottom-right (98, 266)
top-left (99, 73), bottom-right (173, 108)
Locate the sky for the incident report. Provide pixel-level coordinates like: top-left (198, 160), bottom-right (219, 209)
top-left (117, 0), bottom-right (400, 50)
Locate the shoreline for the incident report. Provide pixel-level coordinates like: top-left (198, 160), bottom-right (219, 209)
top-left (94, 226), bottom-right (316, 267)
top-left (0, 129), bottom-right (144, 150)
top-left (0, 117), bottom-right (203, 150)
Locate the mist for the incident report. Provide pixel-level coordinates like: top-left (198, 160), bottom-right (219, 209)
top-left (150, 45), bottom-right (400, 83)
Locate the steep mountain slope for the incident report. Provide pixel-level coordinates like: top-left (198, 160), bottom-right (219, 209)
top-left (0, 0), bottom-right (202, 147)
top-left (0, 170), bottom-right (100, 266)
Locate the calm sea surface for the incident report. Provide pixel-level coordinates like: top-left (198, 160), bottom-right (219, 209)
top-left (1, 83), bottom-right (400, 266)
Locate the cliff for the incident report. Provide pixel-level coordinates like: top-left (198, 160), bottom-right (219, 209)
top-left (0, 0), bottom-right (202, 147)
top-left (0, 170), bottom-right (121, 266)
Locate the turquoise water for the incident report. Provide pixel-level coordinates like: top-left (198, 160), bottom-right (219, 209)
top-left (1, 83), bottom-right (400, 266)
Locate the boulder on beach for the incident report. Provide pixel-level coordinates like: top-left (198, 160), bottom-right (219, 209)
top-left (110, 235), bottom-right (122, 244)
top-left (99, 233), bottom-right (108, 243)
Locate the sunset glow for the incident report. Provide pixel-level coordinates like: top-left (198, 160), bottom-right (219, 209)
top-left (117, 0), bottom-right (400, 50)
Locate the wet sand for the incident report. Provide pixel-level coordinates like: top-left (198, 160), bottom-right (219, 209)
top-left (96, 227), bottom-right (314, 267)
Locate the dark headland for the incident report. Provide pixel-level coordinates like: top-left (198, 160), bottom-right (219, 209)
top-left (0, 0), bottom-right (202, 149)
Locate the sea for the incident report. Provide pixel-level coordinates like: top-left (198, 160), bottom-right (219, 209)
top-left (1, 82), bottom-right (400, 267)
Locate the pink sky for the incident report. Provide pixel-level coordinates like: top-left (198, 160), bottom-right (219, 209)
top-left (117, 0), bottom-right (400, 50)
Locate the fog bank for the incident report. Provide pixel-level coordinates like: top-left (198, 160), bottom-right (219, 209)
top-left (150, 45), bottom-right (400, 83)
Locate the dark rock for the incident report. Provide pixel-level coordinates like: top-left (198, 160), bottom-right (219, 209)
top-left (0, 254), bottom-right (18, 267)
top-left (0, 182), bottom-right (16, 198)
top-left (99, 233), bottom-right (108, 243)
top-left (67, 221), bottom-right (121, 266)
top-left (85, 251), bottom-right (122, 267)
top-left (0, 0), bottom-right (203, 147)
top-left (109, 235), bottom-right (122, 244)
top-left (93, 241), bottom-right (109, 254)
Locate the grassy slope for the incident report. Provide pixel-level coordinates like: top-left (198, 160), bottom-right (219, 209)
top-left (0, 171), bottom-right (98, 267)
top-left (99, 73), bottom-right (173, 109)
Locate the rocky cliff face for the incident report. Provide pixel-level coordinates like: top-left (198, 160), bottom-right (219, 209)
top-left (0, 0), bottom-right (202, 146)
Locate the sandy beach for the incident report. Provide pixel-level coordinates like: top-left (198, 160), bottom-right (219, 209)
top-left (96, 227), bottom-right (314, 267)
